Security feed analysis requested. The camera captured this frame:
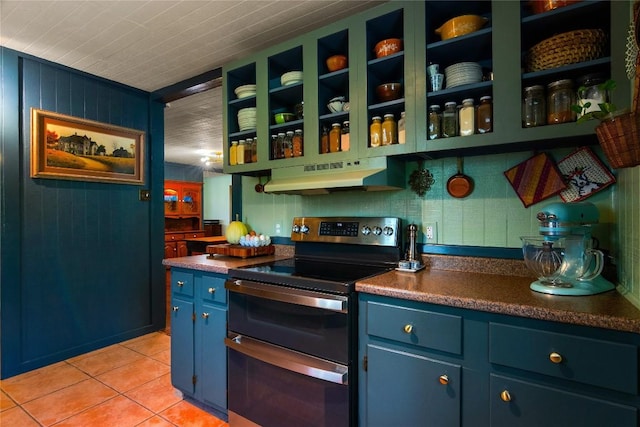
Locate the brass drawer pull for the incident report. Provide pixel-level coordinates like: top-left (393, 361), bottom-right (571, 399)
top-left (439, 375), bottom-right (449, 385)
top-left (177, 280), bottom-right (184, 287)
top-left (208, 287), bottom-right (216, 294)
top-left (403, 324), bottom-right (413, 334)
top-left (549, 352), bottom-right (563, 364)
top-left (500, 390), bottom-right (512, 402)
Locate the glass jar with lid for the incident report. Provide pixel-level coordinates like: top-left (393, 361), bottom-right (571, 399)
top-left (442, 102), bottom-right (457, 137)
top-left (244, 137), bottom-right (253, 163)
top-left (523, 85), bottom-right (546, 128)
top-left (576, 73), bottom-right (609, 119)
top-left (428, 105), bottom-right (442, 140)
top-left (275, 133), bottom-right (285, 159)
top-left (283, 131), bottom-right (294, 158)
top-left (251, 137), bottom-right (258, 163)
top-left (270, 135), bottom-right (278, 160)
top-left (382, 114), bottom-right (397, 145)
top-left (459, 98), bottom-right (475, 136)
top-left (237, 139), bottom-right (246, 164)
top-left (229, 140), bottom-right (238, 165)
top-left (476, 96), bottom-right (493, 134)
top-left (321, 127), bottom-right (329, 153)
top-left (292, 129), bottom-right (303, 157)
top-left (329, 123), bottom-right (341, 152)
top-left (370, 116), bottom-right (382, 147)
top-left (547, 79), bottom-right (575, 124)
top-left (341, 121), bottom-right (350, 151)
top-left (397, 112), bottom-right (406, 144)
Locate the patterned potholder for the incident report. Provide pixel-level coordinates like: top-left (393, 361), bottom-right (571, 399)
top-left (504, 152), bottom-right (567, 208)
top-left (557, 147), bottom-right (616, 202)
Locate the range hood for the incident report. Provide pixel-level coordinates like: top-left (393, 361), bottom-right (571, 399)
top-left (263, 157), bottom-right (405, 195)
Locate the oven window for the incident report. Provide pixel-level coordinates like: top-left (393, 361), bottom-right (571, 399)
top-left (228, 347), bottom-right (349, 427)
top-left (228, 291), bottom-right (349, 363)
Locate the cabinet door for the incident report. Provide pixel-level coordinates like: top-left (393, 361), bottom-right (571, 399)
top-left (490, 374), bottom-right (637, 427)
top-left (164, 187), bottom-right (180, 215)
top-left (164, 242), bottom-right (177, 259)
top-left (198, 303), bottom-right (227, 411)
top-left (180, 185), bottom-right (201, 216)
top-left (176, 241), bottom-right (188, 258)
top-left (171, 297), bottom-right (195, 395)
top-left (366, 344), bottom-right (461, 427)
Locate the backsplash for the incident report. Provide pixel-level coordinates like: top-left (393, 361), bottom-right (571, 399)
top-left (617, 165), bottom-right (640, 307)
top-left (242, 148), bottom-right (614, 250)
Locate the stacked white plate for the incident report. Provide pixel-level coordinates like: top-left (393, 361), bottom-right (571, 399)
top-left (234, 84), bottom-right (256, 99)
top-left (237, 107), bottom-right (257, 131)
top-left (444, 62), bottom-right (482, 88)
top-left (281, 71), bottom-right (303, 86)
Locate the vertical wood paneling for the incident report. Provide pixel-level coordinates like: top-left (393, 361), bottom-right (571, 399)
top-left (1, 56), bottom-right (161, 376)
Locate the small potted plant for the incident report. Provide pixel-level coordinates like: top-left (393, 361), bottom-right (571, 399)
top-left (572, 79), bottom-right (640, 169)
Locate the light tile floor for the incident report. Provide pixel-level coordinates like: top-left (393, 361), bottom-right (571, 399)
top-left (0, 332), bottom-right (228, 427)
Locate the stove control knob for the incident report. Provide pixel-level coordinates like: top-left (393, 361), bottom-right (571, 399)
top-left (361, 226), bottom-right (371, 235)
top-left (292, 224), bottom-right (300, 233)
top-left (300, 224), bottom-right (310, 234)
top-left (383, 226), bottom-right (394, 236)
top-left (372, 226), bottom-right (382, 235)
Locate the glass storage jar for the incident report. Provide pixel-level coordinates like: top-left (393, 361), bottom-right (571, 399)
top-left (283, 131), bottom-right (294, 158)
top-left (330, 123), bottom-right (341, 152)
top-left (397, 112), bottom-right (406, 144)
top-left (476, 96), bottom-right (493, 134)
top-left (576, 73), bottom-right (608, 119)
top-left (321, 127), bottom-right (329, 153)
top-left (229, 140), bottom-right (238, 166)
top-left (442, 102), bottom-right (457, 138)
top-left (270, 135), bottom-right (278, 160)
top-left (275, 133), bottom-right (285, 159)
top-left (292, 129), bottom-right (303, 157)
top-left (382, 114), bottom-right (397, 145)
top-left (237, 139), bottom-right (245, 164)
top-left (547, 79), bottom-right (575, 124)
top-left (370, 116), bottom-right (382, 147)
top-left (244, 137), bottom-right (253, 163)
top-left (428, 105), bottom-right (442, 140)
top-left (459, 99), bottom-right (475, 136)
top-left (341, 121), bottom-right (350, 151)
top-left (523, 85), bottom-right (546, 127)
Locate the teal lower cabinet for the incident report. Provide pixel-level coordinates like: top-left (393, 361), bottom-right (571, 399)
top-left (170, 268), bottom-right (228, 420)
top-left (359, 294), bottom-right (640, 427)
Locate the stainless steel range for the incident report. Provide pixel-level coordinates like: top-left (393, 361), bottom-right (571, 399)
top-left (225, 216), bottom-right (402, 427)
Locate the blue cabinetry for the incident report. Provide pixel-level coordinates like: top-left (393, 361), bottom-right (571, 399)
top-left (359, 293), bottom-right (640, 427)
top-left (170, 268), bottom-right (228, 420)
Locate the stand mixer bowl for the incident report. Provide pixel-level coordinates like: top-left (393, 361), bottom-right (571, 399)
top-left (521, 236), bottom-right (571, 287)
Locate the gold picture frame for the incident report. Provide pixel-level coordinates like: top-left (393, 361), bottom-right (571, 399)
top-left (30, 108), bottom-right (145, 185)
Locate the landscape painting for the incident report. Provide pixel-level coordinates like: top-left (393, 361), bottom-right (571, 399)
top-left (30, 108), bottom-right (145, 184)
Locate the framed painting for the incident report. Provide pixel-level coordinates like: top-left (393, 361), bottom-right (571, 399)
top-left (30, 108), bottom-right (145, 184)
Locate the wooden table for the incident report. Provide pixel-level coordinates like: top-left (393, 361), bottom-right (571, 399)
top-left (183, 235), bottom-right (227, 255)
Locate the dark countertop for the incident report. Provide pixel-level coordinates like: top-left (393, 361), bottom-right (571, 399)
top-left (357, 266), bottom-right (640, 334)
top-left (162, 253), bottom-right (292, 274)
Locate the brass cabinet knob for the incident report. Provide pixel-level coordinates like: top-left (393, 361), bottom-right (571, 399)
top-left (177, 280), bottom-right (184, 287)
top-left (172, 306), bottom-right (179, 312)
top-left (403, 324), bottom-right (413, 334)
top-left (208, 287), bottom-right (216, 294)
top-left (202, 312), bottom-right (209, 319)
top-left (549, 352), bottom-right (563, 364)
top-left (439, 375), bottom-right (449, 385)
top-left (500, 390), bottom-right (512, 402)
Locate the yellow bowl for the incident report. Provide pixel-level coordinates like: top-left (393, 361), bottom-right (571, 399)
top-left (435, 15), bottom-right (488, 40)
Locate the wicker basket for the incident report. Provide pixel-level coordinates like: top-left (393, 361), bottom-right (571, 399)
top-left (525, 29), bottom-right (607, 72)
top-left (595, 112), bottom-right (640, 169)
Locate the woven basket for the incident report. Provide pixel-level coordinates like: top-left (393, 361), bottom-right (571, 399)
top-left (525, 29), bottom-right (607, 72)
top-left (595, 112), bottom-right (640, 169)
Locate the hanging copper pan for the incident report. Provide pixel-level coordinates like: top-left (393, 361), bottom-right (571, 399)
top-left (446, 157), bottom-right (474, 198)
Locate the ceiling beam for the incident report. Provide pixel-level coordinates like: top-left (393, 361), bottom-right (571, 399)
top-left (151, 68), bottom-right (222, 103)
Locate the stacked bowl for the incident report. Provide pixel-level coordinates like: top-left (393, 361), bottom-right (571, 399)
top-left (444, 62), bottom-right (482, 88)
top-left (234, 84), bottom-right (256, 99)
top-left (237, 107), bottom-right (257, 131)
top-left (281, 71), bottom-right (303, 86)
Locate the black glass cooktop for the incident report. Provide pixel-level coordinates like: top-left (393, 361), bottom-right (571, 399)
top-left (228, 258), bottom-right (391, 294)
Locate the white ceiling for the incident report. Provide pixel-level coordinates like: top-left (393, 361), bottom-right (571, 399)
top-left (1, 0), bottom-right (383, 168)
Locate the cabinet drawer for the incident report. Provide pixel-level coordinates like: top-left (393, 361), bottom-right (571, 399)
top-left (366, 301), bottom-right (462, 354)
top-left (201, 275), bottom-right (227, 305)
top-left (489, 323), bottom-right (638, 394)
top-left (166, 233), bottom-right (185, 241)
top-left (490, 374), bottom-right (637, 427)
top-left (184, 231), bottom-right (205, 239)
top-left (172, 270), bottom-right (194, 298)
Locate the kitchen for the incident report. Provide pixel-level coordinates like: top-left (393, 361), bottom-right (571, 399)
top-left (2, 1), bottom-right (640, 426)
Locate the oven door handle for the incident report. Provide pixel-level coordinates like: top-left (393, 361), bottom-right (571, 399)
top-left (225, 279), bottom-right (348, 313)
top-left (226, 333), bottom-right (349, 385)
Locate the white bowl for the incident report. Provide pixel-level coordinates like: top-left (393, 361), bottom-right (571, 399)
top-left (281, 71), bottom-right (303, 86)
top-left (234, 84), bottom-right (256, 99)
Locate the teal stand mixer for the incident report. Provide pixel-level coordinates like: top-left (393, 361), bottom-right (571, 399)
top-left (521, 202), bottom-right (615, 296)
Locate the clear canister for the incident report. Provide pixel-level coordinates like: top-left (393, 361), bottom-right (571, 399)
top-left (229, 141), bottom-right (238, 166)
top-left (341, 121), bottom-right (350, 151)
top-left (397, 112), bottom-right (406, 144)
top-left (330, 123), bottom-right (341, 152)
top-left (547, 79), bottom-right (575, 124)
top-left (523, 85), bottom-right (546, 128)
top-left (292, 129), bottom-right (303, 157)
top-left (428, 105), bottom-right (442, 140)
top-left (370, 116), bottom-right (382, 147)
top-left (459, 99), bottom-right (475, 136)
top-left (442, 102), bottom-right (457, 138)
top-left (382, 114), bottom-right (397, 145)
top-left (237, 139), bottom-right (245, 164)
top-left (576, 73), bottom-right (608, 119)
top-left (476, 95), bottom-right (493, 134)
